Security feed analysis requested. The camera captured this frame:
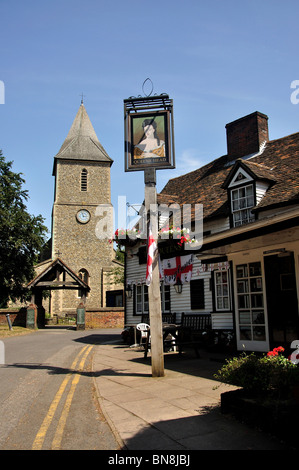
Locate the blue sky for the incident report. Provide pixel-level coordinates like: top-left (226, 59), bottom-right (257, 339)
top-left (1, 0), bottom-right (299, 235)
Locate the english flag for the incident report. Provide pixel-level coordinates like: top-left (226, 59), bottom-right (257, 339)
top-left (146, 224), bottom-right (157, 286)
top-left (162, 255), bottom-right (193, 285)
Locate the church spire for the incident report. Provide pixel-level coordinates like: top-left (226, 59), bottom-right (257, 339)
top-left (54, 102), bottom-right (113, 165)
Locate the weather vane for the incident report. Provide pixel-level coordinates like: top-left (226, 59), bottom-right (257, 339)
top-left (80, 93), bottom-right (86, 104)
top-left (127, 79), bottom-right (157, 100)
top-left (142, 78), bottom-right (154, 97)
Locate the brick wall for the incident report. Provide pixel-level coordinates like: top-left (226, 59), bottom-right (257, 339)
top-left (0, 308), bottom-right (27, 327)
top-left (85, 307), bottom-right (124, 329)
top-left (0, 307), bottom-right (124, 329)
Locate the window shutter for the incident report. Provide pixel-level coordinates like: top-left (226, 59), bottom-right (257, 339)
top-left (132, 284), bottom-right (136, 315)
top-left (138, 246), bottom-right (147, 264)
top-left (81, 169), bottom-right (88, 191)
top-left (190, 279), bottom-right (205, 310)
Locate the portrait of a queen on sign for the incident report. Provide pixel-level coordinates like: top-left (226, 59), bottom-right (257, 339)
top-left (126, 111), bottom-right (172, 170)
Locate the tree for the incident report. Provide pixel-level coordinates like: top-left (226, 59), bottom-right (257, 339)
top-left (115, 245), bottom-right (125, 263)
top-left (0, 152), bottom-right (48, 306)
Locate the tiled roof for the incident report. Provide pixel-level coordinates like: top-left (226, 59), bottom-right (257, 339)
top-left (156, 193), bottom-right (180, 205)
top-left (250, 133), bottom-right (299, 211)
top-left (159, 130), bottom-right (299, 220)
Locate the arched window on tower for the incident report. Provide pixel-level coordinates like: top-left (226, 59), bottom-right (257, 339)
top-left (81, 169), bottom-right (88, 191)
top-left (78, 268), bottom-right (89, 298)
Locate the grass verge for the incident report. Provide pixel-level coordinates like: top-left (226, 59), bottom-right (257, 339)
top-left (0, 325), bottom-right (35, 338)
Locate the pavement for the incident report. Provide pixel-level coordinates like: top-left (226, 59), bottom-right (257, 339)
top-left (92, 339), bottom-right (293, 451)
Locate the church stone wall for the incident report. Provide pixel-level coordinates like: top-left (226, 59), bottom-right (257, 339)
top-left (55, 160), bottom-right (111, 205)
top-left (51, 159), bottom-right (117, 316)
top-left (49, 104), bottom-right (123, 318)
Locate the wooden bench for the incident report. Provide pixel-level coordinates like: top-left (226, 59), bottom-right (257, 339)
top-left (175, 313), bottom-right (212, 356)
top-left (141, 312), bottom-right (176, 324)
top-left (181, 313), bottom-right (211, 332)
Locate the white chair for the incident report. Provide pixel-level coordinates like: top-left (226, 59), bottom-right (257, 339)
top-left (136, 323), bottom-right (150, 347)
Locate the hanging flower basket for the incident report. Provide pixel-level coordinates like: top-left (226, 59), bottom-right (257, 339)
top-left (110, 226), bottom-right (199, 249)
top-left (109, 228), bottom-right (142, 247)
top-left (158, 226), bottom-right (199, 247)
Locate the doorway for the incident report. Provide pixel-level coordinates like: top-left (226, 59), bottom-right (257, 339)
top-left (264, 252), bottom-right (299, 350)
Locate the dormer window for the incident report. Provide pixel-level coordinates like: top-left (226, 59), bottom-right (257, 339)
top-left (223, 160), bottom-right (276, 229)
top-left (231, 184), bottom-right (255, 227)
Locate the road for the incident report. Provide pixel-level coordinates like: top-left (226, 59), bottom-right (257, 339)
top-left (0, 327), bottom-right (123, 450)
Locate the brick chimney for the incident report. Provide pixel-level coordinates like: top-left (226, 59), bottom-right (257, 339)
top-left (225, 111), bottom-right (269, 160)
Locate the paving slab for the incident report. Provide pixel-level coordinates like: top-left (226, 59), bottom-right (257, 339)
top-left (93, 342), bottom-right (292, 450)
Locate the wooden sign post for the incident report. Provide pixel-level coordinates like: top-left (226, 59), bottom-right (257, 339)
top-left (144, 168), bottom-right (164, 377)
top-left (124, 90), bottom-right (175, 378)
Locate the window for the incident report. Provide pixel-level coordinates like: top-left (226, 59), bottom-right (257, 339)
top-left (214, 270), bottom-right (231, 311)
top-left (136, 284), bottom-right (148, 314)
top-left (81, 169), bottom-right (88, 191)
top-left (106, 290), bottom-right (123, 307)
top-left (236, 262), bottom-right (265, 342)
top-left (134, 283), bottom-right (170, 314)
top-left (231, 184), bottom-right (255, 227)
top-left (78, 269), bottom-right (89, 297)
top-left (190, 279), bottom-right (205, 310)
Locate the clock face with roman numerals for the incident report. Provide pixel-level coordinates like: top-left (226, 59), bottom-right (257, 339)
top-left (76, 209), bottom-right (90, 224)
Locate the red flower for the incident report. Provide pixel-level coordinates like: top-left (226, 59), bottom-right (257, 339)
top-left (267, 346), bottom-right (285, 357)
top-left (267, 351), bottom-right (276, 357)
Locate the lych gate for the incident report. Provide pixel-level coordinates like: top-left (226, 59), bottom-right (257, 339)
top-left (26, 258), bottom-right (90, 329)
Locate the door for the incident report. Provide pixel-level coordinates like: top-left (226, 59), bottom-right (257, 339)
top-left (264, 252), bottom-right (299, 349)
top-left (235, 261), bottom-right (269, 351)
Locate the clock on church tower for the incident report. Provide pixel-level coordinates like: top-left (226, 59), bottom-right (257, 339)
top-left (76, 209), bottom-right (90, 224)
top-left (50, 102), bottom-right (115, 316)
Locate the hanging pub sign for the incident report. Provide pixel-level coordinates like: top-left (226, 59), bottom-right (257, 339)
top-left (124, 93), bottom-right (175, 172)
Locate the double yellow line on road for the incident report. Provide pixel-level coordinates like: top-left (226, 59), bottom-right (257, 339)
top-left (32, 345), bottom-right (93, 450)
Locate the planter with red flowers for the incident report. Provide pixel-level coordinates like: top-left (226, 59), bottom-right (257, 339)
top-left (215, 347), bottom-right (299, 446)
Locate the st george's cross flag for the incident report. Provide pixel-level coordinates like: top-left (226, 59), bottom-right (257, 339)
top-left (162, 255), bottom-right (193, 285)
top-left (146, 224), bottom-right (157, 286)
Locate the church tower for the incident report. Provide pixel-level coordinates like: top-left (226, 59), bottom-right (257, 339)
top-left (51, 102), bottom-right (115, 315)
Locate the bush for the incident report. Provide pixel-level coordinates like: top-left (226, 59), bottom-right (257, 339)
top-left (215, 347), bottom-right (299, 397)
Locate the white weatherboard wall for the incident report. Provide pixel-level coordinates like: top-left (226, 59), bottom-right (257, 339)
top-left (125, 248), bottom-right (232, 329)
top-left (256, 181), bottom-right (270, 205)
top-left (211, 312), bottom-right (234, 330)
